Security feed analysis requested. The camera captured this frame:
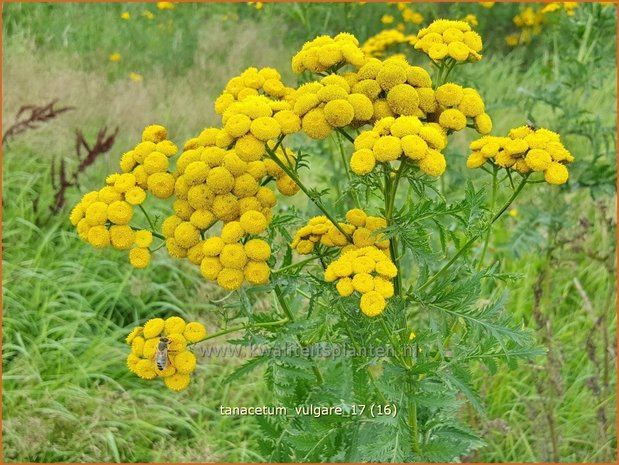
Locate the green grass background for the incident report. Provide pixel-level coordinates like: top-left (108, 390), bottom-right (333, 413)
top-left (2, 2), bottom-right (617, 462)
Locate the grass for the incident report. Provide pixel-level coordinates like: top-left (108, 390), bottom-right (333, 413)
top-left (2, 2), bottom-right (617, 463)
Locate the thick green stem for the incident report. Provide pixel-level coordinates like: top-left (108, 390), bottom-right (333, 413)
top-left (274, 284), bottom-right (324, 384)
top-left (409, 400), bottom-right (420, 453)
top-left (265, 143), bottom-right (352, 242)
top-left (418, 175), bottom-right (529, 293)
top-left (384, 163), bottom-right (406, 296)
top-left (477, 166), bottom-right (498, 270)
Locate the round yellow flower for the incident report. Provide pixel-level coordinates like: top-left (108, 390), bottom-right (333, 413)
top-left (126, 326), bottom-right (143, 345)
top-left (345, 208), bottom-right (367, 227)
top-left (244, 238), bottom-right (271, 261)
top-left (273, 110), bottom-right (302, 135)
top-left (244, 260), bottom-right (270, 284)
top-left (129, 247), bottom-right (150, 268)
top-left (184, 161), bottom-right (209, 186)
top-left (350, 149), bottom-right (376, 175)
top-left (133, 229), bottom-right (151, 250)
top-left (217, 267), bottom-right (245, 290)
top-left (85, 201), bottom-right (108, 226)
top-left (435, 83), bottom-right (464, 107)
top-left (114, 173), bottom-right (137, 193)
top-left (125, 186), bottom-right (147, 205)
top-left (200, 256), bottom-right (222, 280)
top-left (474, 113), bottom-right (493, 135)
top-left (164, 373), bottom-right (191, 391)
top-left (99, 186), bottom-right (122, 204)
top-left (142, 125), bottom-right (168, 144)
top-left (374, 277), bottom-right (395, 299)
top-left (428, 42), bottom-right (449, 60)
top-left (220, 243), bottom-right (248, 269)
top-left (250, 116), bottom-right (282, 141)
top-left (373, 136), bottom-right (402, 162)
top-left (544, 162), bottom-right (569, 185)
top-left (407, 66), bottom-right (432, 87)
top-left (466, 152), bottom-right (486, 169)
top-left (224, 113), bottom-right (252, 138)
top-left (418, 150), bottom-right (447, 176)
top-left (376, 259), bottom-right (398, 278)
top-left (174, 350), bottom-right (197, 374)
top-left (360, 291), bottom-right (386, 317)
top-left (447, 41), bottom-right (471, 61)
top-left (439, 108), bottom-right (467, 131)
top-left (347, 93), bottom-right (374, 121)
top-left (206, 167), bottom-right (235, 195)
top-left (143, 318), bottom-right (165, 338)
top-left (323, 99), bottom-right (355, 128)
top-left (110, 225), bottom-right (135, 250)
top-left (240, 210), bottom-right (268, 235)
top-left (147, 172), bottom-right (175, 199)
top-left (174, 222), bottom-right (200, 248)
top-left (336, 277), bottom-right (354, 297)
top-left (386, 84), bottom-right (420, 116)
top-left (165, 316), bottom-right (186, 335)
top-left (184, 321), bottom-right (207, 342)
top-left (352, 273), bottom-right (375, 294)
top-left (302, 108), bottom-right (332, 140)
top-left (135, 359), bottom-right (158, 380)
top-left (87, 225), bottom-right (110, 248)
top-left (276, 176), bottom-right (300, 196)
top-left (401, 134), bottom-right (428, 160)
top-left (525, 149), bottom-right (552, 172)
top-left (376, 63), bottom-right (407, 91)
top-left (143, 152), bottom-right (169, 175)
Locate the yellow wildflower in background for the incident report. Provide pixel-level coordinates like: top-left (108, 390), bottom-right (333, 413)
top-left (143, 10), bottom-right (155, 20)
top-left (479, 2), bottom-right (495, 7)
top-left (382, 14), bottom-right (395, 24)
top-left (157, 2), bottom-right (175, 9)
top-left (120, 11), bottom-right (130, 20)
top-left (129, 72), bottom-right (143, 82)
top-left (109, 52), bottom-right (122, 62)
top-left (463, 14), bottom-right (478, 27)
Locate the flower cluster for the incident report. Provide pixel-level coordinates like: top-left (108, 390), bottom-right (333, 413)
top-left (201, 234), bottom-right (272, 290)
top-left (467, 126), bottom-right (574, 185)
top-left (350, 115), bottom-right (448, 177)
top-left (126, 316), bottom-right (207, 391)
top-left (361, 29), bottom-right (417, 58)
top-left (69, 125), bottom-right (177, 268)
top-left (214, 67), bottom-right (295, 112)
top-left (325, 246), bottom-right (397, 317)
top-left (291, 33), bottom-right (367, 74)
top-left (291, 208), bottom-right (390, 255)
top-left (414, 19), bottom-right (483, 62)
top-left (396, 2), bottom-right (425, 25)
top-left (432, 83), bottom-right (492, 134)
top-left (289, 74), bottom-right (375, 139)
top-left (353, 56), bottom-right (438, 120)
top-left (506, 6), bottom-right (545, 46)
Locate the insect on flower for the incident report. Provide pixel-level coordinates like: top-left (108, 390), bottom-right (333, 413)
top-left (155, 336), bottom-right (170, 371)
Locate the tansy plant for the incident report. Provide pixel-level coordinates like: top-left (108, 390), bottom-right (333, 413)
top-left (71, 21), bottom-right (573, 460)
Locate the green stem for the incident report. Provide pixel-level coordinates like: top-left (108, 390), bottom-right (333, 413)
top-left (335, 128), bottom-right (355, 144)
top-left (409, 400), bottom-right (420, 453)
top-left (384, 163), bottom-right (406, 296)
top-left (196, 318), bottom-right (289, 343)
top-left (265, 143), bottom-right (352, 242)
top-left (380, 316), bottom-right (410, 369)
top-left (418, 175), bottom-right (529, 293)
top-left (138, 204), bottom-right (156, 230)
top-left (272, 256), bottom-right (321, 275)
top-left (477, 166), bottom-right (498, 270)
top-left (336, 131), bottom-right (361, 208)
top-left (130, 224), bottom-right (165, 240)
top-left (274, 284), bottom-right (324, 384)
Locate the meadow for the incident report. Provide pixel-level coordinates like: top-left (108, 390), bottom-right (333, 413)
top-left (2, 2), bottom-right (617, 462)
